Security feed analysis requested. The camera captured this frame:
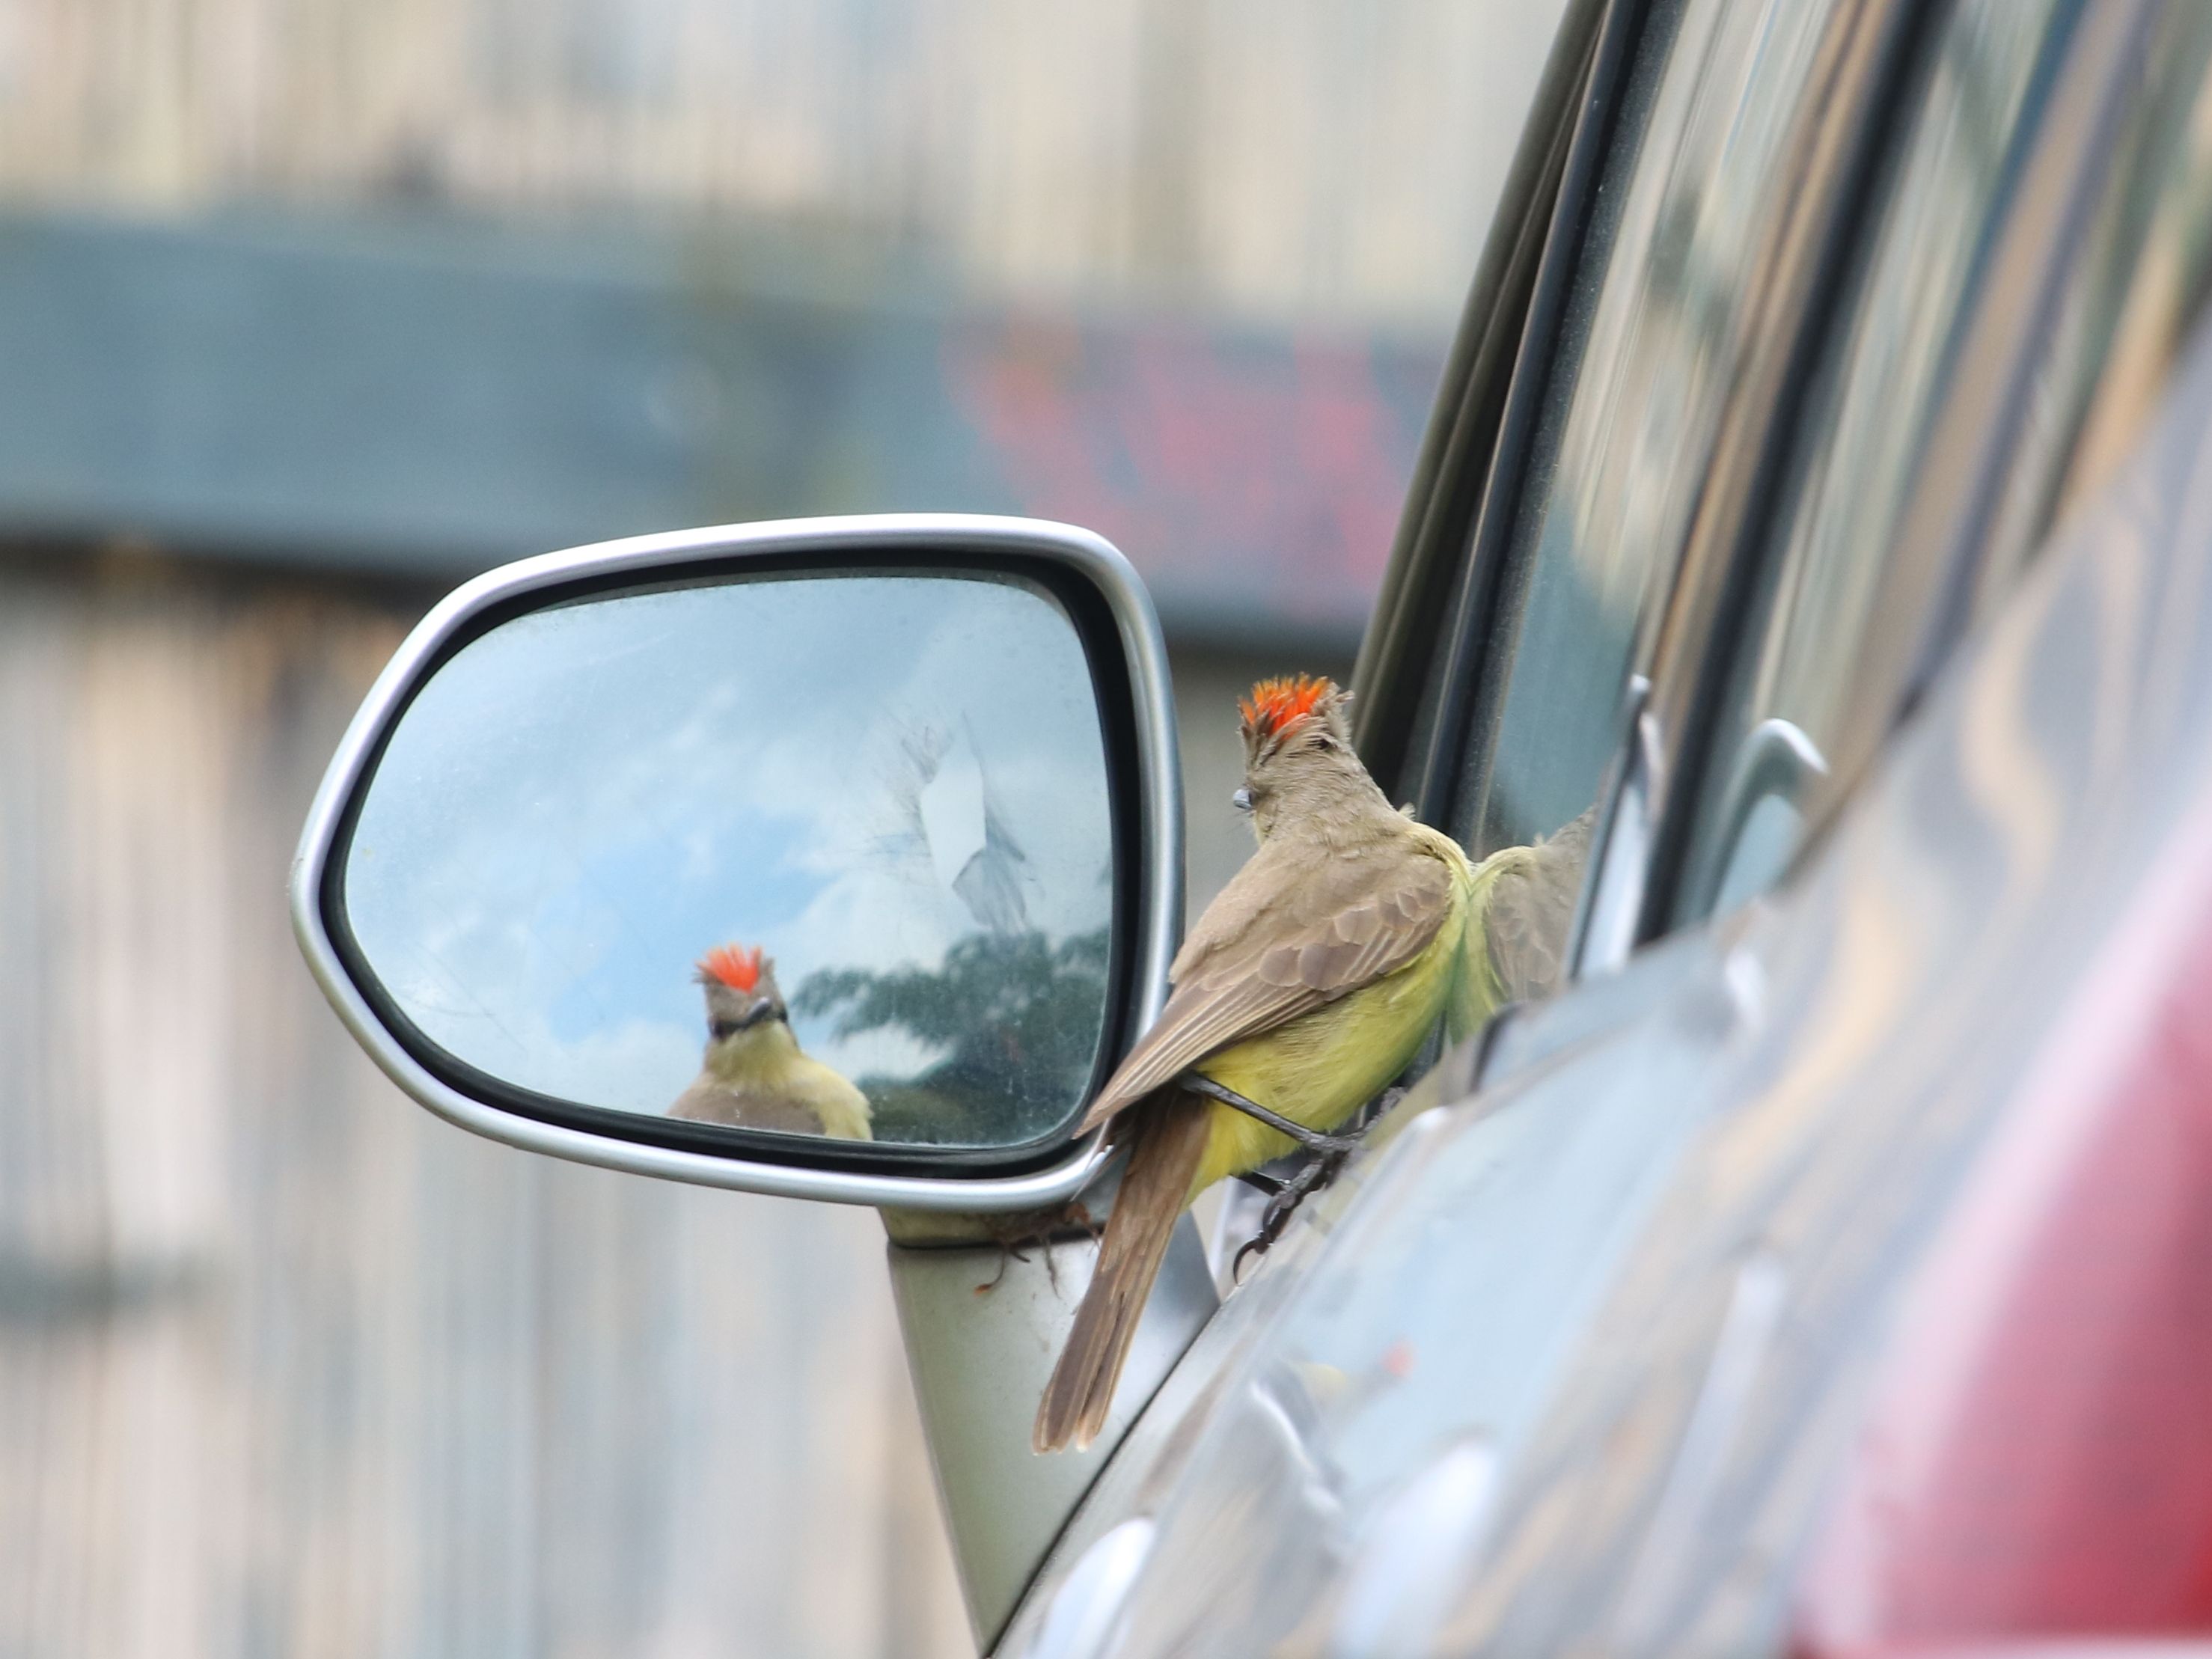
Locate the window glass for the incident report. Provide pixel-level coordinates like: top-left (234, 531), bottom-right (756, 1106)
top-left (1445, 0), bottom-right (1845, 997)
top-left (1674, 1), bottom-right (2212, 925)
top-left (1977, 10), bottom-right (2212, 604)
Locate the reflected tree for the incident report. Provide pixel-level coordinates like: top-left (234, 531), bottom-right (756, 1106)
top-left (795, 927), bottom-right (1110, 1145)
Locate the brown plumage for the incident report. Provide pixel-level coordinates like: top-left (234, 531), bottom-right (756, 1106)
top-left (1034, 676), bottom-right (1477, 1452)
top-left (1470, 804), bottom-right (1595, 1006)
top-left (1072, 843), bottom-right (1455, 1128)
top-left (1036, 1092), bottom-right (1215, 1446)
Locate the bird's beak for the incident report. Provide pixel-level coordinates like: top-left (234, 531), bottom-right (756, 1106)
top-left (733, 1000), bottom-right (783, 1033)
top-left (1232, 786), bottom-right (1253, 813)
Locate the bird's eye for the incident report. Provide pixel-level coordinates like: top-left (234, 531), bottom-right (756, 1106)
top-left (709, 1018), bottom-right (738, 1042)
top-left (1232, 785), bottom-right (1253, 813)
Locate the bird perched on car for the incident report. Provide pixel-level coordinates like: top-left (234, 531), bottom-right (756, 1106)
top-left (669, 944), bottom-right (873, 1140)
top-left (1036, 673), bottom-right (1518, 1452)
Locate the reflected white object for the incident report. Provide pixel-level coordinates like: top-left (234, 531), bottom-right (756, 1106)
top-left (1328, 1435), bottom-right (1500, 1658)
top-left (1611, 1250), bottom-right (1789, 1646)
top-left (919, 723), bottom-right (990, 892)
top-left (1713, 790), bottom-right (1806, 914)
top-left (1021, 1517), bottom-right (1155, 1659)
top-left (1708, 714), bottom-right (1828, 915)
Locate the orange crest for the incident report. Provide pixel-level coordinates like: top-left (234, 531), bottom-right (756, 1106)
top-left (1238, 673), bottom-right (1338, 745)
top-left (698, 943), bottom-right (764, 992)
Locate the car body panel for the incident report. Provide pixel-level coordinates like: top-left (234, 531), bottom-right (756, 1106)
top-left (999, 305), bottom-right (2212, 1655)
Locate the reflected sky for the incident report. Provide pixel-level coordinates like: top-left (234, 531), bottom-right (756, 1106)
top-left (343, 570), bottom-right (1116, 1139)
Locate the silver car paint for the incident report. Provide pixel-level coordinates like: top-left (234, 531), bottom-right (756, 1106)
top-left (999, 310), bottom-right (2212, 1655)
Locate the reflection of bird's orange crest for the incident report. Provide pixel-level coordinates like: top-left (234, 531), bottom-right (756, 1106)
top-left (699, 943), bottom-right (763, 992)
top-left (1239, 674), bottom-right (1336, 745)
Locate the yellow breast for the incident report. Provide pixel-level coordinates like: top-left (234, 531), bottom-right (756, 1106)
top-left (1187, 861), bottom-right (1470, 1197)
top-left (795, 1057), bottom-right (874, 1141)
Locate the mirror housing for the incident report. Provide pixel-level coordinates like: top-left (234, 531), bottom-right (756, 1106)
top-left (291, 513), bottom-right (1182, 1211)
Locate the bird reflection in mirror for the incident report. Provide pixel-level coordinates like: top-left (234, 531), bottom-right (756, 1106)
top-left (669, 944), bottom-right (873, 1139)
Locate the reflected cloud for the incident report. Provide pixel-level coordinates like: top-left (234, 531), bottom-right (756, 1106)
top-left (343, 571), bottom-right (1116, 1145)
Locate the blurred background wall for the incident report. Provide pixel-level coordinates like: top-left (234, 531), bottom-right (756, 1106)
top-left (0, 2), bottom-right (1561, 1654)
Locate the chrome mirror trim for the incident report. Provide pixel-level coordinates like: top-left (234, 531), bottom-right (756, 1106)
top-left (290, 513), bottom-right (1181, 1211)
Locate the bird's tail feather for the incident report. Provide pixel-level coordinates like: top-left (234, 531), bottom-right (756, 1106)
top-left (1033, 1093), bottom-right (1211, 1453)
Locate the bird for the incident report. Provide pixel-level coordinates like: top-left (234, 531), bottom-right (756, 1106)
top-left (668, 944), bottom-right (873, 1140)
top-left (1035, 673), bottom-right (1504, 1453)
top-left (1462, 803), bottom-right (1595, 1007)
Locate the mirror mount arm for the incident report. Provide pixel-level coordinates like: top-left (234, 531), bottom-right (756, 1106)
top-left (882, 1210), bottom-right (1216, 1651)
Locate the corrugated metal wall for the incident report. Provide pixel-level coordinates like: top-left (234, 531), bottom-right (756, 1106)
top-left (0, 0), bottom-right (1559, 326)
top-left (0, 2), bottom-right (1560, 1652)
top-left (0, 550), bottom-right (971, 1656)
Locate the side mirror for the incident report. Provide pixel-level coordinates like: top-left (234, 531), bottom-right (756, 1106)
top-left (292, 514), bottom-right (1182, 1212)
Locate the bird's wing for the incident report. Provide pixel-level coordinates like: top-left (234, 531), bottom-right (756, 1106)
top-left (1078, 834), bottom-right (1457, 1132)
top-left (1476, 804), bottom-right (1596, 1006)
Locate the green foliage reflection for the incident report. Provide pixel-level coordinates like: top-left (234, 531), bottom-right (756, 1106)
top-left (794, 928), bottom-right (1110, 1145)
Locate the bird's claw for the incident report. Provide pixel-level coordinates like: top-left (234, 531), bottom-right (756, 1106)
top-left (1182, 1070), bottom-right (1395, 1280)
top-left (977, 1235), bottom-right (1035, 1292)
top-left (972, 1200), bottom-right (1097, 1295)
top-left (1232, 1144), bottom-right (1351, 1282)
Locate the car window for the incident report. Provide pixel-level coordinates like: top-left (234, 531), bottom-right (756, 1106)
top-left (1673, 1), bottom-right (2212, 925)
top-left (1976, 8), bottom-right (2212, 608)
top-left (1446, 0), bottom-right (1846, 971)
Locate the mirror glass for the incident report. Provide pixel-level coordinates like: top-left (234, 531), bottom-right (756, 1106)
top-left (340, 569), bottom-right (1117, 1151)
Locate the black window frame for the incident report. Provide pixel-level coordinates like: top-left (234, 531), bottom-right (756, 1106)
top-left (1360, 0), bottom-right (2174, 994)
top-left (1348, 0), bottom-right (1614, 804)
top-left (1359, 0), bottom-right (1946, 971)
top-left (1625, 0), bottom-right (2176, 943)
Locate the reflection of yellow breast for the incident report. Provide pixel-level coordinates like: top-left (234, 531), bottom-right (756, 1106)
top-left (792, 1057), bottom-right (873, 1141)
top-left (1187, 882), bottom-right (1468, 1198)
top-left (687, 1023), bottom-right (874, 1140)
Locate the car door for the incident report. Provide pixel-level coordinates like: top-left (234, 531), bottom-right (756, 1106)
top-left (995, 0), bottom-right (2212, 1652)
top-left (997, 0), bottom-right (1946, 1637)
